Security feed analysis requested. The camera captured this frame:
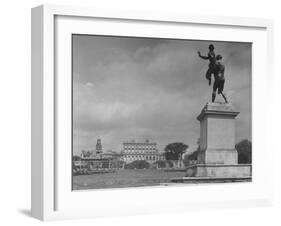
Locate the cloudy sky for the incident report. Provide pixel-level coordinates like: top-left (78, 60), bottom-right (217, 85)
top-left (72, 35), bottom-right (252, 155)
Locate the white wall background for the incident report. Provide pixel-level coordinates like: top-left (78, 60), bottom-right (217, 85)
top-left (0, 0), bottom-right (280, 225)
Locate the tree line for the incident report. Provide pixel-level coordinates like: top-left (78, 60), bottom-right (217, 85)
top-left (73, 139), bottom-right (252, 169)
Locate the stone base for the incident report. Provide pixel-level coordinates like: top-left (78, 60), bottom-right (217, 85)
top-left (197, 149), bottom-right (238, 165)
top-left (185, 164), bottom-right (252, 178)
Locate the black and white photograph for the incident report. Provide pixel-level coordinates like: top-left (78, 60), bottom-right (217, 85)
top-left (0, 0), bottom-right (280, 223)
top-left (72, 35), bottom-right (252, 190)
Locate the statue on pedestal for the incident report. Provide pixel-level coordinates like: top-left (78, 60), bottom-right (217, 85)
top-left (170, 48), bottom-right (252, 183)
top-left (198, 45), bottom-right (228, 103)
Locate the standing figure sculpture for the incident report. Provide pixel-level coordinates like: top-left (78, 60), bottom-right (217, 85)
top-left (198, 44), bottom-right (216, 86)
top-left (212, 54), bottom-right (228, 103)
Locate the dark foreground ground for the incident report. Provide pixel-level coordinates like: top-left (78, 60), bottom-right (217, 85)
top-left (73, 169), bottom-right (185, 190)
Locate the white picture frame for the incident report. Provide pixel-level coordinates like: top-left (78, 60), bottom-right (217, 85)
top-left (31, 4), bottom-right (274, 221)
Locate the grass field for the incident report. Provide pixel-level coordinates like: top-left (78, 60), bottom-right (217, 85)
top-left (73, 169), bottom-right (185, 190)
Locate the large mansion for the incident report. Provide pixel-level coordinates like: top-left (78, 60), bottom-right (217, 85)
top-left (121, 140), bottom-right (165, 163)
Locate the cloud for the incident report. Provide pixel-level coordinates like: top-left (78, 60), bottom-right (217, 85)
top-left (72, 36), bottom-right (252, 154)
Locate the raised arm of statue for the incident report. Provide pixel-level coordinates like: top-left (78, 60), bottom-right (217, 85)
top-left (198, 51), bottom-right (209, 60)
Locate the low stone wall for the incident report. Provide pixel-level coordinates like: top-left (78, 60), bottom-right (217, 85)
top-left (186, 164), bottom-right (252, 178)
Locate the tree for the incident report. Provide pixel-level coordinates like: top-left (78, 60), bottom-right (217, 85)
top-left (81, 150), bottom-right (92, 158)
top-left (72, 155), bottom-right (81, 161)
top-left (187, 147), bottom-right (200, 161)
top-left (164, 142), bottom-right (188, 160)
top-left (183, 146), bottom-right (200, 166)
top-left (182, 138), bottom-right (200, 166)
top-left (235, 139), bottom-right (252, 164)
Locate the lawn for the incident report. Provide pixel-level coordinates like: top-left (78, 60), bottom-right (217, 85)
top-left (73, 169), bottom-right (185, 190)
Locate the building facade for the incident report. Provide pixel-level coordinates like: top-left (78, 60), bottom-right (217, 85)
top-left (77, 139), bottom-right (123, 169)
top-left (121, 140), bottom-right (165, 163)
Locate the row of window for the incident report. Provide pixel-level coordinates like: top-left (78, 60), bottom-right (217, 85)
top-left (123, 150), bottom-right (157, 154)
top-left (123, 156), bottom-right (156, 161)
top-left (124, 145), bottom-right (156, 148)
top-left (124, 147), bottom-right (156, 149)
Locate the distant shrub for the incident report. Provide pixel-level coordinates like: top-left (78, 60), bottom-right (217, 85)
top-left (187, 150), bottom-right (200, 161)
top-left (102, 161), bottom-right (110, 168)
top-left (183, 149), bottom-right (200, 166)
top-left (72, 155), bottom-right (81, 161)
top-left (166, 160), bottom-right (174, 168)
top-left (235, 139), bottom-right (252, 164)
top-left (110, 160), bottom-right (125, 169)
top-left (125, 160), bottom-right (150, 169)
top-left (155, 160), bottom-right (166, 168)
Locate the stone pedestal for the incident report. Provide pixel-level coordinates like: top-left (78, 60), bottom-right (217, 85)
top-left (197, 103), bottom-right (238, 165)
top-left (182, 102), bottom-right (251, 181)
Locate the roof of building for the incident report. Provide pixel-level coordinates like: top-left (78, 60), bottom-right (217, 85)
top-left (123, 141), bottom-right (157, 145)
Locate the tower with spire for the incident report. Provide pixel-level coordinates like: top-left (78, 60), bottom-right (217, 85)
top-left (96, 138), bottom-right (102, 154)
